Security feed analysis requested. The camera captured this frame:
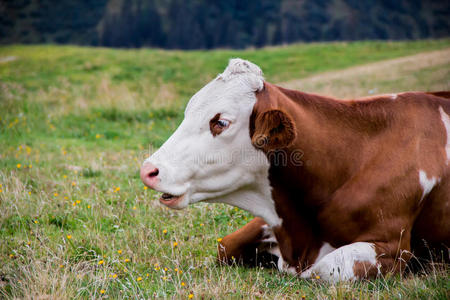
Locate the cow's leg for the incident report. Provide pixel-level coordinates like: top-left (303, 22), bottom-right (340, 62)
top-left (307, 158), bottom-right (436, 281)
top-left (300, 240), bottom-right (412, 282)
top-left (218, 217), bottom-right (279, 267)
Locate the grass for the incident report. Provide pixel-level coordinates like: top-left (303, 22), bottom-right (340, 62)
top-left (281, 48), bottom-right (450, 98)
top-left (1, 40), bottom-right (449, 299)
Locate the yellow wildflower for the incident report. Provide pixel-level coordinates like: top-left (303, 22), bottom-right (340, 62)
top-left (87, 205), bottom-right (91, 208)
top-left (162, 276), bottom-right (167, 281)
top-left (100, 289), bottom-right (105, 294)
top-left (173, 242), bottom-right (178, 247)
top-left (181, 282), bottom-right (185, 286)
top-left (133, 206), bottom-right (137, 210)
top-left (71, 181), bottom-right (76, 186)
top-left (54, 193), bottom-right (59, 197)
top-left (146, 273), bottom-right (149, 277)
top-left (76, 200), bottom-right (81, 204)
top-left (96, 134), bottom-right (101, 139)
top-left (34, 220), bottom-right (38, 224)
top-left (28, 164), bottom-right (32, 168)
top-left (144, 186), bottom-right (148, 190)
top-left (315, 275), bottom-right (320, 279)
top-left (217, 238), bottom-right (223, 243)
top-left (124, 258), bottom-right (130, 263)
top-left (188, 294), bottom-right (194, 299)
top-left (164, 267), bottom-right (168, 271)
top-left (98, 260), bottom-right (104, 265)
top-left (137, 276), bottom-right (142, 281)
top-left (63, 175), bottom-right (67, 179)
top-left (162, 229), bottom-right (167, 234)
top-left (17, 164), bottom-right (21, 169)
top-left (67, 235), bottom-right (72, 239)
top-left (117, 249), bottom-right (122, 254)
top-left (112, 273), bottom-right (118, 279)
top-left (59, 264), bottom-right (64, 268)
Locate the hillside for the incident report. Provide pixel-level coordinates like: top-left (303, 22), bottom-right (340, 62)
top-left (1, 0), bottom-right (449, 49)
top-left (0, 40), bottom-right (449, 298)
top-left (281, 48), bottom-right (450, 98)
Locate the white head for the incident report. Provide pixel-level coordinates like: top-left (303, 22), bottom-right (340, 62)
top-left (140, 59), bottom-right (281, 225)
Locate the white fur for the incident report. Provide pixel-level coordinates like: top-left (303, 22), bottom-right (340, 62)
top-left (316, 242), bottom-right (336, 262)
top-left (439, 106), bottom-right (450, 164)
top-left (260, 224), bottom-right (282, 265)
top-left (261, 224), bottom-right (278, 243)
top-left (390, 94), bottom-right (397, 100)
top-left (418, 170), bottom-right (439, 202)
top-left (277, 255), bottom-right (297, 275)
top-left (143, 59), bottom-right (281, 226)
top-left (300, 242), bottom-right (380, 282)
top-left (267, 245), bottom-right (281, 258)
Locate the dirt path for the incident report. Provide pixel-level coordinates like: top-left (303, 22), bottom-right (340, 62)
top-left (0, 56), bottom-right (17, 64)
top-left (279, 48), bottom-right (450, 98)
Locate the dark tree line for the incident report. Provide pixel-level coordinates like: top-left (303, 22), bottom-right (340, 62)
top-left (1, 0), bottom-right (449, 49)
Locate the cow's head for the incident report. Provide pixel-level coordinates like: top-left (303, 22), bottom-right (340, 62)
top-left (140, 59), bottom-right (294, 225)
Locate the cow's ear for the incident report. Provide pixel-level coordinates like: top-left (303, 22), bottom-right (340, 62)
top-left (251, 109), bottom-right (296, 151)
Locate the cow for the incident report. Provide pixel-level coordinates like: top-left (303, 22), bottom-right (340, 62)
top-left (140, 58), bottom-right (450, 282)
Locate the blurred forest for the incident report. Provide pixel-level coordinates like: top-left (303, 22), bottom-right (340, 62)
top-left (1, 0), bottom-right (449, 49)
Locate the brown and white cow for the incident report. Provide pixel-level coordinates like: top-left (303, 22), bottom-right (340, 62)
top-left (141, 59), bottom-right (450, 282)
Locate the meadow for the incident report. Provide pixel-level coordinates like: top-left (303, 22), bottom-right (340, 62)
top-left (0, 40), bottom-right (449, 299)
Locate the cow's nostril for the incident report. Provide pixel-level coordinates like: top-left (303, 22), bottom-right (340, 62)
top-left (148, 168), bottom-right (159, 177)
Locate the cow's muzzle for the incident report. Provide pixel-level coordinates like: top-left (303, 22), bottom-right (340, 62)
top-left (140, 162), bottom-right (160, 189)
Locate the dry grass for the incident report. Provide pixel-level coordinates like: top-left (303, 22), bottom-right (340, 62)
top-left (1, 42), bottom-right (449, 299)
top-left (280, 48), bottom-right (450, 98)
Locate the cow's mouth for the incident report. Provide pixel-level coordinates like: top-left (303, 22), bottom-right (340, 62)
top-left (159, 193), bottom-right (184, 208)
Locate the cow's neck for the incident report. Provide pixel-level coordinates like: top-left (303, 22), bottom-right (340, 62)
top-left (268, 83), bottom-right (375, 202)
top-left (257, 83), bottom-right (382, 268)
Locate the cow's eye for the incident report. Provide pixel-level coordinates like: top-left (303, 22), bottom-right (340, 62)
top-left (217, 119), bottom-right (230, 128)
top-left (209, 114), bottom-right (231, 137)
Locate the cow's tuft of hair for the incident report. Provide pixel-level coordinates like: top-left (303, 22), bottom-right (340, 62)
top-left (217, 58), bottom-right (264, 91)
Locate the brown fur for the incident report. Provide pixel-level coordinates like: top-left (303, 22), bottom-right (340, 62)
top-left (218, 217), bottom-right (277, 267)
top-left (353, 261), bottom-right (380, 279)
top-left (220, 82), bottom-right (450, 278)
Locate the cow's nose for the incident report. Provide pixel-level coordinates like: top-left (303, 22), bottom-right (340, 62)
top-left (140, 162), bottom-right (159, 189)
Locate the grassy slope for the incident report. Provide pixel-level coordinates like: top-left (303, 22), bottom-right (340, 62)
top-left (0, 40), bottom-right (449, 299)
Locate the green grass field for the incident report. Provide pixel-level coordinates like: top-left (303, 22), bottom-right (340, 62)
top-left (1, 40), bottom-right (449, 299)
